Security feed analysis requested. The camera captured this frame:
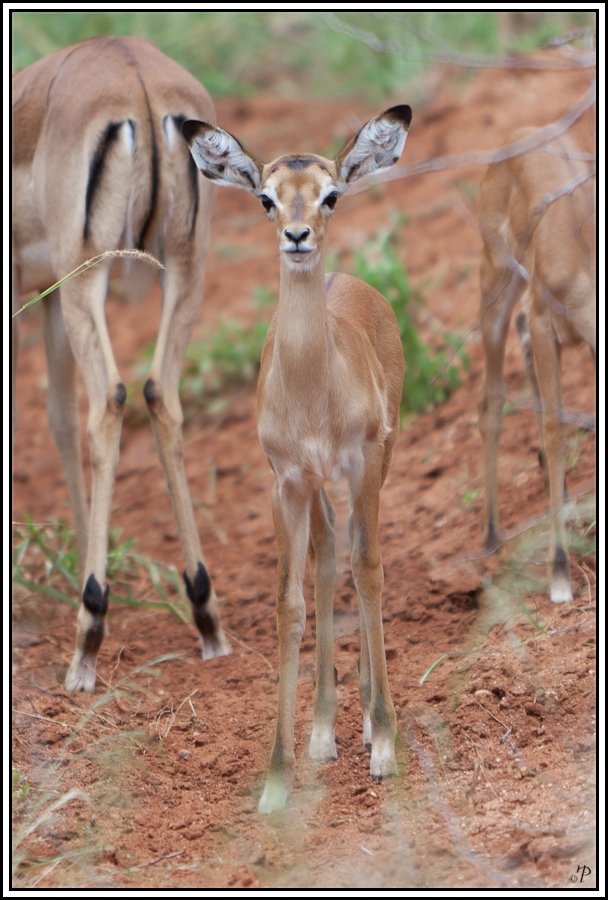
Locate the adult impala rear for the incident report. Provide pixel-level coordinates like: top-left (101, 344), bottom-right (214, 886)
top-left (12, 37), bottom-right (230, 691)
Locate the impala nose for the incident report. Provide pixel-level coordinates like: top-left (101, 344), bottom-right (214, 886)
top-left (284, 227), bottom-right (310, 247)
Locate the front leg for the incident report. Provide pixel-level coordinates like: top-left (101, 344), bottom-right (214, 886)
top-left (259, 481), bottom-right (311, 813)
top-left (349, 448), bottom-right (397, 780)
top-left (309, 488), bottom-right (338, 762)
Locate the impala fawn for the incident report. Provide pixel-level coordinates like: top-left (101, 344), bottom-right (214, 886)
top-left (185, 105), bottom-right (411, 810)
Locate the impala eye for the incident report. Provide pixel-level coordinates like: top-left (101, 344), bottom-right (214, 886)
top-left (322, 191), bottom-right (339, 210)
top-left (260, 194), bottom-right (275, 212)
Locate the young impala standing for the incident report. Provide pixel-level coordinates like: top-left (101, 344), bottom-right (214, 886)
top-left (12, 37), bottom-right (231, 692)
top-left (185, 105), bottom-right (411, 811)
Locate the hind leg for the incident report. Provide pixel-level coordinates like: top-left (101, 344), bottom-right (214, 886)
top-left (478, 258), bottom-right (524, 549)
top-left (43, 296), bottom-right (89, 564)
top-left (145, 248), bottom-right (230, 659)
top-left (529, 303), bottom-right (572, 603)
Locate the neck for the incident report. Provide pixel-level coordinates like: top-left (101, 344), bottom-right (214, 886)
top-left (274, 255), bottom-right (330, 382)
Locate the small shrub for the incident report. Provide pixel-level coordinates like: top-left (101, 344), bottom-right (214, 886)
top-left (353, 231), bottom-right (468, 417)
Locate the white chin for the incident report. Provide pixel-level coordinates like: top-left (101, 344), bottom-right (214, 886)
top-left (284, 252), bottom-right (317, 272)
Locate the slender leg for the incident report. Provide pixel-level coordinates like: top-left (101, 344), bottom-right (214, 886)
top-left (515, 309), bottom-right (550, 488)
top-left (259, 481), bottom-right (310, 813)
top-left (478, 260), bottom-right (523, 549)
top-left (11, 273), bottom-right (20, 443)
top-left (43, 297), bottom-right (89, 564)
top-left (308, 488), bottom-right (338, 762)
top-left (349, 447), bottom-right (397, 780)
top-left (529, 303), bottom-right (572, 603)
top-left (145, 255), bottom-right (230, 659)
top-left (58, 265), bottom-right (125, 691)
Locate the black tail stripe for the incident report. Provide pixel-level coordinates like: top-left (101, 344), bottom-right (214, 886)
top-left (172, 114), bottom-right (200, 237)
top-left (84, 121), bottom-right (122, 241)
top-left (135, 73), bottom-right (159, 251)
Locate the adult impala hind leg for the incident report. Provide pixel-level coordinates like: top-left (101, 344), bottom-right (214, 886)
top-left (308, 488), bottom-right (338, 763)
top-left (528, 301), bottom-right (572, 603)
top-left (42, 296), bottom-right (89, 565)
top-left (59, 262), bottom-right (126, 692)
top-left (477, 127), bottom-right (596, 603)
top-left (12, 36), bottom-right (231, 690)
top-left (258, 481), bottom-right (310, 814)
top-left (144, 250), bottom-right (230, 659)
top-left (477, 262), bottom-right (524, 551)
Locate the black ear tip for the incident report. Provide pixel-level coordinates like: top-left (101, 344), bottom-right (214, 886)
top-left (182, 119), bottom-right (203, 143)
top-left (388, 105), bottom-right (412, 128)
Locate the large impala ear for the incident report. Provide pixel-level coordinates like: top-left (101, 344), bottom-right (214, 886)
top-left (182, 120), bottom-right (263, 194)
top-left (335, 105), bottom-right (412, 188)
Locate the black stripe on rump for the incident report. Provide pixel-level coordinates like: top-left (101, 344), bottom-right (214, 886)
top-left (84, 121), bottom-right (123, 241)
top-left (171, 114), bottom-right (200, 237)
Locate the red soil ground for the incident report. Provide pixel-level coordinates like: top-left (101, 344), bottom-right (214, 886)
top-left (11, 56), bottom-right (597, 889)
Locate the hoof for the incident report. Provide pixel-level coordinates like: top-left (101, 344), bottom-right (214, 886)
top-left (549, 585), bottom-right (573, 604)
top-left (65, 655), bottom-right (97, 692)
top-left (309, 727), bottom-right (338, 762)
top-left (201, 632), bottom-right (231, 660)
top-left (258, 779), bottom-right (290, 814)
top-left (370, 736), bottom-right (397, 780)
top-left (550, 549), bottom-right (572, 604)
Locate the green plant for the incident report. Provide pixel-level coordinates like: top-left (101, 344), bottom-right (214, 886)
top-left (135, 291), bottom-right (274, 410)
top-left (419, 653), bottom-right (449, 684)
top-left (12, 12), bottom-right (595, 102)
top-left (12, 770), bottom-right (31, 807)
top-left (12, 517), bottom-right (190, 623)
top-left (461, 489), bottom-right (481, 507)
top-left (353, 231), bottom-right (468, 416)
top-left (182, 318), bottom-right (269, 402)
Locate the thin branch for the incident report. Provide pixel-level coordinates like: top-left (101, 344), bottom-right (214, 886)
top-left (133, 849), bottom-right (186, 869)
top-left (465, 483), bottom-right (596, 561)
top-left (348, 82), bottom-right (596, 196)
top-left (323, 12), bottom-right (596, 72)
top-left (407, 723), bottom-right (514, 887)
top-left (224, 628), bottom-right (275, 673)
top-left (448, 150), bottom-right (596, 340)
top-left (471, 697), bottom-right (511, 732)
top-left (11, 708), bottom-right (73, 730)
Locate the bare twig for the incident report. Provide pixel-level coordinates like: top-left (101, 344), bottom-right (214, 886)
top-left (154, 689), bottom-right (199, 740)
top-left (12, 708), bottom-right (72, 730)
top-left (465, 758), bottom-right (480, 802)
top-left (471, 697), bottom-right (511, 732)
top-left (348, 82), bottom-right (596, 195)
top-left (322, 12), bottom-right (595, 72)
top-left (224, 629), bottom-right (274, 673)
top-left (407, 724), bottom-right (515, 887)
top-left (133, 849), bottom-right (186, 869)
top-left (578, 564), bottom-right (593, 605)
